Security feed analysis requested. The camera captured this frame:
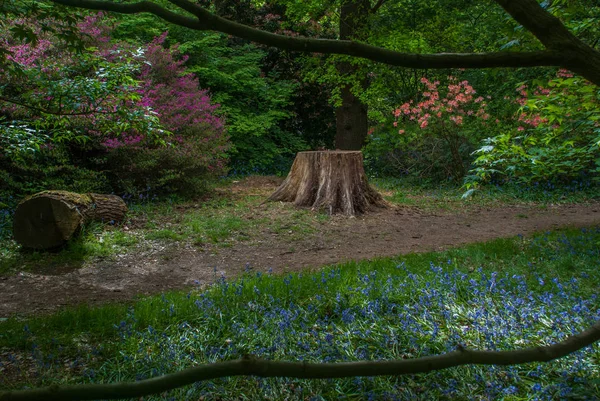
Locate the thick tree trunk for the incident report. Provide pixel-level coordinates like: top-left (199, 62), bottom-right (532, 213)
top-left (335, 0), bottom-right (371, 150)
top-left (13, 190), bottom-right (127, 250)
top-left (268, 151), bottom-right (386, 216)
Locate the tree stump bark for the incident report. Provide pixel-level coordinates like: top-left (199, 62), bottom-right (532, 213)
top-left (13, 190), bottom-right (127, 250)
top-left (268, 151), bottom-right (387, 216)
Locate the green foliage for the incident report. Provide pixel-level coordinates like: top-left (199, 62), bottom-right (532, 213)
top-left (469, 73), bottom-right (600, 187)
top-left (0, 49), bottom-right (167, 158)
top-left (1, 154), bottom-right (110, 195)
top-left (364, 125), bottom-right (470, 182)
top-left (0, 121), bottom-right (49, 161)
top-left (180, 33), bottom-right (305, 173)
top-left (546, 0), bottom-right (600, 47)
top-left (105, 134), bottom-right (224, 198)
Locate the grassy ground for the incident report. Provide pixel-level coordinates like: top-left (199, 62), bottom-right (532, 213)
top-left (0, 191), bottom-right (328, 275)
top-left (1, 177), bottom-right (599, 276)
top-left (1, 227), bottom-right (599, 399)
top-left (372, 177), bottom-right (600, 211)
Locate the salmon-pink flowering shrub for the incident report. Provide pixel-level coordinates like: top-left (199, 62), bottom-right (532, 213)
top-left (394, 78), bottom-right (489, 129)
top-left (394, 77), bottom-right (490, 177)
top-left (364, 76), bottom-right (492, 181)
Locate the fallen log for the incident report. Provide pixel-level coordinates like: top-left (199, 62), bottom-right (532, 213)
top-left (13, 190), bottom-right (127, 250)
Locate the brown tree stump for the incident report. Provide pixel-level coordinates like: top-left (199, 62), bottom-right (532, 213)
top-left (13, 190), bottom-right (127, 250)
top-left (268, 151), bottom-right (387, 216)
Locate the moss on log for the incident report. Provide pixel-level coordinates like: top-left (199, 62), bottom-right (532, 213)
top-left (13, 190), bottom-right (127, 250)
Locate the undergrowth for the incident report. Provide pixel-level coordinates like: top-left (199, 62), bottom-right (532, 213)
top-left (373, 177), bottom-right (600, 211)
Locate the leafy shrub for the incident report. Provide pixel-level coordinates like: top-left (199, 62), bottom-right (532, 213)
top-left (103, 33), bottom-right (229, 196)
top-left (0, 15), bottom-right (228, 199)
top-left (468, 71), bottom-right (600, 188)
top-left (365, 76), bottom-right (494, 182)
top-left (364, 126), bottom-right (471, 182)
top-left (106, 134), bottom-right (227, 197)
top-left (179, 33), bottom-right (306, 174)
top-left (0, 14), bottom-right (168, 158)
top-left (1, 150), bottom-right (110, 195)
top-left (0, 15), bottom-right (166, 197)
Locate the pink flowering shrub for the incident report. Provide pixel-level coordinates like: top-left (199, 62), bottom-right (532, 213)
top-left (0, 15), bottom-right (149, 195)
top-left (364, 76), bottom-right (492, 180)
top-left (394, 77), bottom-right (489, 130)
top-left (1, 15), bottom-right (229, 197)
top-left (104, 32), bottom-right (229, 196)
top-left (77, 13), bottom-right (112, 46)
top-left (0, 14), bottom-right (164, 151)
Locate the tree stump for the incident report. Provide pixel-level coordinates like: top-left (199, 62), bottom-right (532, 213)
top-left (268, 151), bottom-right (387, 216)
top-left (13, 190), bottom-right (127, 250)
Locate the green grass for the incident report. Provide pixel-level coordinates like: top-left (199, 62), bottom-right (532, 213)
top-left (372, 177), bottom-right (600, 211)
top-left (133, 194), bottom-right (323, 247)
top-left (0, 224), bottom-right (140, 275)
top-left (144, 229), bottom-right (184, 241)
top-left (1, 227), bottom-right (599, 399)
top-left (2, 177), bottom-right (598, 276)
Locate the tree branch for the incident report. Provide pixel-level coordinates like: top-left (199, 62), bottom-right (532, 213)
top-left (494, 0), bottom-right (581, 50)
top-left (2, 320), bottom-right (599, 401)
top-left (371, 0), bottom-right (387, 14)
top-left (49, 0), bottom-right (567, 70)
top-left (494, 0), bottom-right (600, 84)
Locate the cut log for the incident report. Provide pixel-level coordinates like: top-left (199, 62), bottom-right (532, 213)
top-left (268, 151), bottom-right (387, 216)
top-left (13, 190), bottom-right (127, 250)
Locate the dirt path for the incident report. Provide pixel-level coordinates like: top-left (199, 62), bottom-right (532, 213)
top-left (1, 180), bottom-right (599, 316)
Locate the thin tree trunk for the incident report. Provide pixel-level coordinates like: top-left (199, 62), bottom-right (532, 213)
top-left (335, 82), bottom-right (368, 150)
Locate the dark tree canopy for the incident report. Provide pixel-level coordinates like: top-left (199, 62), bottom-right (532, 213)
top-left (46, 0), bottom-right (600, 85)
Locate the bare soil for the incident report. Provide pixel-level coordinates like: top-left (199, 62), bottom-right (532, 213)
top-left (1, 176), bottom-right (599, 317)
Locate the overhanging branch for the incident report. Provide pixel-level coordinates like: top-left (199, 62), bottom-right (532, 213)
top-left (49, 0), bottom-right (566, 70)
top-left (493, 0), bottom-right (600, 84)
top-left (1, 320), bottom-right (599, 401)
top-left (494, 0), bottom-right (581, 50)
top-left (371, 0), bottom-right (387, 14)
